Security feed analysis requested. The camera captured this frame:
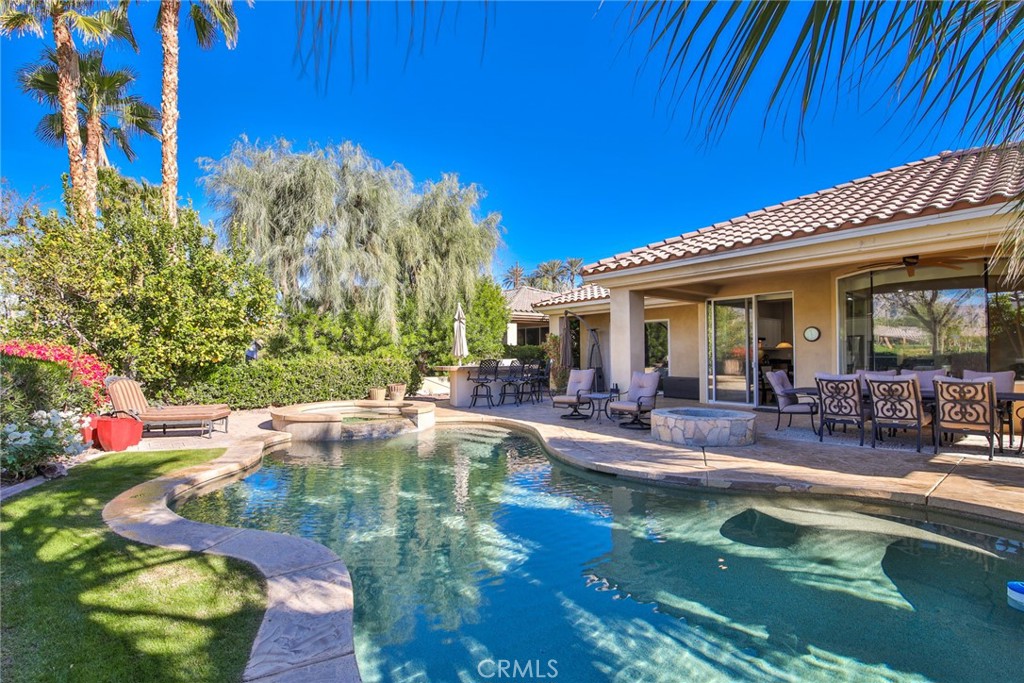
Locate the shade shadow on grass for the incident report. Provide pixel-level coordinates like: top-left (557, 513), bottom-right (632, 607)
top-left (1, 449), bottom-right (266, 683)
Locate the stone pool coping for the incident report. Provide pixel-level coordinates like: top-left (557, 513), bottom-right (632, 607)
top-left (92, 404), bottom-right (1024, 683)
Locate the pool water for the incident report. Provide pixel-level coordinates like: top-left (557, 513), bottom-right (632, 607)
top-left (177, 426), bottom-right (1024, 682)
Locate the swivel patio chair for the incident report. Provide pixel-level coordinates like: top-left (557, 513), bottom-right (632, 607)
top-left (607, 371), bottom-right (660, 429)
top-left (933, 377), bottom-right (1000, 459)
top-left (498, 360), bottom-right (524, 405)
top-left (866, 376), bottom-right (931, 452)
top-left (551, 368), bottom-right (596, 420)
top-left (815, 373), bottom-right (869, 446)
top-left (469, 359), bottom-right (500, 408)
top-left (765, 370), bottom-right (817, 432)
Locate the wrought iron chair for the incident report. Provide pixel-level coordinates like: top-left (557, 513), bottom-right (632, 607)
top-left (765, 370), bottom-right (817, 432)
top-left (468, 359), bottom-right (500, 408)
top-left (933, 377), bottom-right (1000, 459)
top-left (516, 359), bottom-right (542, 404)
top-left (866, 376), bottom-right (931, 452)
top-left (551, 369), bottom-right (596, 420)
top-left (607, 371), bottom-right (660, 429)
top-left (815, 373), bottom-right (868, 446)
top-left (498, 360), bottom-right (523, 405)
top-left (964, 369), bottom-right (1016, 447)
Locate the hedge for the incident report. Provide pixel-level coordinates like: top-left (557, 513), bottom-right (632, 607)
top-left (502, 344), bottom-right (546, 362)
top-left (170, 355), bottom-right (419, 410)
top-left (1, 355), bottom-right (96, 425)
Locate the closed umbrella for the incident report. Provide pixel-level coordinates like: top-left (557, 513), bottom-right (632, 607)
top-left (560, 316), bottom-right (573, 369)
top-left (453, 303), bottom-right (469, 366)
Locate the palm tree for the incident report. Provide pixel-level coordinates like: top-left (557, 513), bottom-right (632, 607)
top-left (18, 48), bottom-right (159, 214)
top-left (503, 262), bottom-right (526, 290)
top-left (625, 1), bottom-right (1024, 284)
top-left (1, 0), bottom-right (135, 222)
top-left (564, 257), bottom-right (584, 289)
top-left (532, 259), bottom-right (570, 292)
top-left (158, 0), bottom-right (244, 228)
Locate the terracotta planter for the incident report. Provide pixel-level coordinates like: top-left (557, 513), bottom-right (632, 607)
top-left (94, 415), bottom-right (143, 451)
top-left (387, 383), bottom-right (407, 402)
top-left (368, 387), bottom-right (387, 401)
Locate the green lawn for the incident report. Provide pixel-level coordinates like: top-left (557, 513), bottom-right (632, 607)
top-left (1, 449), bottom-right (266, 683)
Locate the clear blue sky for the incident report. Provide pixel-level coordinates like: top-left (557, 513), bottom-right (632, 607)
top-left (1, 2), bottom-right (980, 276)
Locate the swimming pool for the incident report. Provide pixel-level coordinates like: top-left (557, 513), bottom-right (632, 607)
top-left (177, 425), bottom-right (1024, 682)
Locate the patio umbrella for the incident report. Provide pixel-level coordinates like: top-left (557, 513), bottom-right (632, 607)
top-left (453, 303), bottom-right (469, 366)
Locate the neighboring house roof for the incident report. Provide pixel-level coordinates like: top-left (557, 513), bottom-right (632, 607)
top-left (873, 325), bottom-right (929, 342)
top-left (535, 284), bottom-right (611, 308)
top-left (584, 144), bottom-right (1024, 276)
top-left (503, 286), bottom-right (559, 321)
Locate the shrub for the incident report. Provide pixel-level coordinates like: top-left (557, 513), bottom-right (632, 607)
top-left (1, 341), bottom-right (110, 408)
top-left (1, 354), bottom-right (97, 426)
top-left (503, 344), bottom-right (545, 361)
top-left (171, 355), bottom-right (418, 409)
top-left (1, 171), bottom-right (277, 391)
top-left (1, 409), bottom-right (89, 482)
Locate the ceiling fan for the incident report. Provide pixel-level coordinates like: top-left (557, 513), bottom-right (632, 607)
top-left (856, 254), bottom-right (964, 277)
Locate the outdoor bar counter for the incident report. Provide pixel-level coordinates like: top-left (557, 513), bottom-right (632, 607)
top-left (434, 365), bottom-right (484, 408)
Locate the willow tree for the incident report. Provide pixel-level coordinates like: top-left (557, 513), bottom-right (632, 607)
top-left (200, 138), bottom-right (501, 340)
top-left (624, 1), bottom-right (1024, 284)
top-left (19, 48), bottom-right (159, 214)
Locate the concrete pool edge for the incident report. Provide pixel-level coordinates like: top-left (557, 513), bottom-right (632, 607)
top-left (101, 429), bottom-right (362, 683)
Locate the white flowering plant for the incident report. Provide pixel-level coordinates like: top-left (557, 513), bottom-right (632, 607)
top-left (1, 410), bottom-right (90, 482)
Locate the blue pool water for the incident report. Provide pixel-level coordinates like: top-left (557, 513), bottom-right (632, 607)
top-left (177, 426), bottom-right (1024, 682)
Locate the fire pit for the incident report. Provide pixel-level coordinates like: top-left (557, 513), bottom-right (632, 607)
top-left (651, 407), bottom-right (756, 447)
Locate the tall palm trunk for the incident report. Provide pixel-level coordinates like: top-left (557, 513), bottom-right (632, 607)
top-left (159, 0), bottom-right (180, 228)
top-left (84, 111), bottom-right (101, 214)
top-left (51, 11), bottom-right (87, 222)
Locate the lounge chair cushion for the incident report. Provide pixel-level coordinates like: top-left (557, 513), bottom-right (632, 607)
top-left (108, 378), bottom-right (230, 424)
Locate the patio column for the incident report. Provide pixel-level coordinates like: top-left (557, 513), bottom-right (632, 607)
top-left (610, 289), bottom-right (644, 390)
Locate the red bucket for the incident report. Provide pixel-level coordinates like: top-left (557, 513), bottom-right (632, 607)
top-left (80, 413), bottom-right (99, 447)
top-left (94, 415), bottom-right (143, 451)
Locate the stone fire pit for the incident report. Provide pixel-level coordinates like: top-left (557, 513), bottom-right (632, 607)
top-left (651, 407), bottom-right (756, 447)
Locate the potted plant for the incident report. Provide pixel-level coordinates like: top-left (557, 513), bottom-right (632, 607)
top-left (387, 383), bottom-right (407, 401)
top-left (94, 412), bottom-right (143, 451)
top-left (368, 386), bottom-right (387, 401)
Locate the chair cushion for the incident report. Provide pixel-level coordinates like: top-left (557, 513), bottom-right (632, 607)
top-left (565, 369), bottom-right (596, 396)
top-left (608, 400), bottom-right (652, 414)
top-left (551, 395), bottom-right (586, 407)
top-left (964, 369), bottom-right (1015, 393)
top-left (780, 403), bottom-right (816, 414)
top-left (626, 371), bottom-right (660, 401)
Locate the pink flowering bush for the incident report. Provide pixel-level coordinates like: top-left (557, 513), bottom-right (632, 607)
top-left (1, 341), bottom-right (110, 407)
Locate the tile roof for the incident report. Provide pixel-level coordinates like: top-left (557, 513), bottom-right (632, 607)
top-left (502, 286), bottom-right (559, 318)
top-left (584, 144), bottom-right (1024, 276)
top-left (534, 284), bottom-right (611, 308)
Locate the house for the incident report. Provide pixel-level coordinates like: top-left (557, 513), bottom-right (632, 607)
top-left (502, 286), bottom-right (558, 346)
top-left (535, 144), bottom-right (1024, 405)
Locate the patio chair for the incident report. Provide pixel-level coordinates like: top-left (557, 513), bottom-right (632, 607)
top-left (551, 368), bottom-right (596, 420)
top-left (963, 369), bottom-right (1016, 446)
top-left (933, 377), bottom-right (1000, 459)
top-left (516, 359), bottom-right (543, 404)
top-left (815, 373), bottom-right (869, 446)
top-left (765, 370), bottom-right (817, 432)
top-left (469, 359), bottom-right (500, 408)
top-left (498, 360), bottom-right (523, 405)
top-left (106, 378), bottom-right (230, 438)
top-left (866, 376), bottom-right (932, 452)
top-left (607, 371), bottom-right (660, 429)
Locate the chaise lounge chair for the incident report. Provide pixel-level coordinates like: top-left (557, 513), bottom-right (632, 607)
top-left (107, 378), bottom-right (230, 438)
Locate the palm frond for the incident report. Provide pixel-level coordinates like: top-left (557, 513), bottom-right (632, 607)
top-left (189, 3), bottom-right (217, 49)
top-left (0, 8), bottom-right (43, 37)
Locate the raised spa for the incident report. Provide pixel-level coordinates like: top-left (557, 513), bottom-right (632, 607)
top-left (270, 400), bottom-right (435, 441)
top-left (652, 407), bottom-right (756, 447)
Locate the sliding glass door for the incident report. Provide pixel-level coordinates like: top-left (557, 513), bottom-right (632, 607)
top-left (708, 298), bottom-right (754, 403)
